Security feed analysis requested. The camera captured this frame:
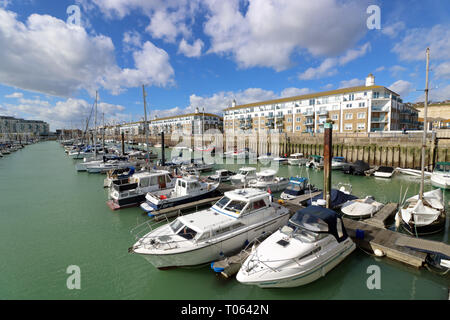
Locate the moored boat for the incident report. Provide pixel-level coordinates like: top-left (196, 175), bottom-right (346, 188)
top-left (248, 169), bottom-right (289, 192)
top-left (431, 162), bottom-right (450, 189)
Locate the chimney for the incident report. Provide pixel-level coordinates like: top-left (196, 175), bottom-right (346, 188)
top-left (195, 107), bottom-right (199, 114)
top-left (232, 99), bottom-right (236, 108)
top-left (366, 73), bottom-right (375, 87)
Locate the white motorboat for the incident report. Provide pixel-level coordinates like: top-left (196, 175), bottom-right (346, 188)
top-left (236, 206), bottom-right (355, 288)
top-left (86, 159), bottom-right (137, 174)
top-left (373, 166), bottom-right (395, 178)
top-left (181, 159), bottom-right (214, 172)
top-left (140, 176), bottom-right (219, 214)
top-left (258, 153), bottom-right (274, 162)
top-left (248, 169), bottom-right (289, 192)
top-left (107, 170), bottom-right (175, 210)
top-left (306, 155), bottom-right (324, 169)
top-left (340, 196), bottom-right (385, 219)
top-left (280, 177), bottom-right (317, 200)
top-left (431, 162), bottom-right (450, 189)
top-left (331, 157), bottom-right (346, 170)
top-left (103, 167), bottom-right (136, 188)
top-left (395, 188), bottom-right (446, 236)
top-left (75, 155), bottom-right (125, 172)
top-left (208, 169), bottom-right (236, 182)
top-left (230, 167), bottom-right (257, 186)
top-left (272, 156), bottom-right (288, 164)
top-left (130, 188), bottom-right (291, 269)
top-left (287, 153), bottom-right (308, 166)
top-left (396, 168), bottom-right (432, 178)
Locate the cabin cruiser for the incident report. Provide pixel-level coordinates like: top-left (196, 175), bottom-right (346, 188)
top-left (230, 167), bottom-right (257, 186)
top-left (342, 160), bottom-right (370, 176)
top-left (103, 167), bottom-right (136, 188)
top-left (75, 155), bottom-right (128, 172)
top-left (69, 147), bottom-right (105, 159)
top-left (280, 177), bottom-right (317, 200)
top-left (340, 196), bottom-right (385, 219)
top-left (306, 155), bottom-right (324, 169)
top-left (208, 170), bottom-right (235, 182)
top-left (130, 188), bottom-right (291, 269)
top-left (395, 189), bottom-right (446, 236)
top-left (373, 166), bottom-right (395, 178)
top-left (288, 153), bottom-right (308, 166)
top-left (86, 158), bottom-right (138, 174)
top-left (181, 159), bottom-right (214, 172)
top-left (236, 206), bottom-right (356, 288)
top-left (248, 169), bottom-right (289, 192)
top-left (140, 176), bottom-right (220, 215)
top-left (107, 170), bottom-right (175, 210)
top-left (431, 162), bottom-right (450, 189)
top-left (331, 157), bottom-right (346, 170)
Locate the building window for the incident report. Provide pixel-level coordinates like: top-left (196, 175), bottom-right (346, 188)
top-left (309, 99), bottom-right (315, 106)
top-left (345, 113), bottom-right (353, 120)
top-left (287, 118), bottom-right (292, 123)
top-left (373, 92), bottom-right (380, 99)
top-left (357, 123), bottom-right (365, 130)
top-left (359, 102), bottom-right (365, 107)
top-left (332, 114), bottom-right (339, 120)
top-left (357, 112), bottom-right (366, 119)
top-left (296, 126), bottom-right (301, 131)
top-left (333, 124), bottom-right (338, 130)
top-left (346, 103), bottom-right (352, 108)
top-left (345, 124), bottom-right (353, 131)
top-left (296, 117), bottom-right (301, 122)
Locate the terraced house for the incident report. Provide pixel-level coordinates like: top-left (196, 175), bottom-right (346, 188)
top-left (223, 74), bottom-right (420, 134)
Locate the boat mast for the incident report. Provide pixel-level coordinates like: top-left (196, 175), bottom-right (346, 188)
top-left (419, 48), bottom-right (430, 201)
top-left (94, 91), bottom-right (98, 158)
top-left (142, 85), bottom-right (150, 163)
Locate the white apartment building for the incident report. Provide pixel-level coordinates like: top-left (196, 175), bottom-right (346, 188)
top-left (223, 74), bottom-right (419, 134)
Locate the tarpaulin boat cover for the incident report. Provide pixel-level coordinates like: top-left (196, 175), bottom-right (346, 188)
top-left (305, 189), bottom-right (358, 208)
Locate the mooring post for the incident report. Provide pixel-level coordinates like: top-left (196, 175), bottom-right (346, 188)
top-left (161, 131), bottom-right (166, 166)
top-left (121, 132), bottom-right (125, 156)
top-left (323, 119), bottom-right (333, 208)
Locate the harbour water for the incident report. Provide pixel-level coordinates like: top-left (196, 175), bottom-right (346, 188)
top-left (0, 141), bottom-right (449, 299)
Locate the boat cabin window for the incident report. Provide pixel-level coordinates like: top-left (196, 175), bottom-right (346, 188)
top-left (282, 222), bottom-right (327, 243)
top-left (189, 182), bottom-right (201, 190)
top-left (251, 199), bottom-right (267, 211)
top-left (140, 177), bottom-right (150, 187)
top-left (196, 232), bottom-right (211, 241)
top-left (225, 200), bottom-right (247, 214)
top-left (260, 175), bottom-right (274, 182)
top-left (150, 176), bottom-right (158, 185)
top-left (215, 196), bottom-right (231, 209)
top-left (178, 226), bottom-right (197, 240)
top-left (287, 183), bottom-right (302, 192)
top-left (170, 219), bottom-right (184, 233)
top-left (435, 164), bottom-right (450, 172)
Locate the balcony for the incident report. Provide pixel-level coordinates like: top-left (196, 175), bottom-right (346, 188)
top-left (371, 106), bottom-right (389, 112)
top-left (318, 110), bottom-right (328, 116)
top-left (371, 117), bottom-right (388, 123)
top-left (304, 121), bottom-right (314, 126)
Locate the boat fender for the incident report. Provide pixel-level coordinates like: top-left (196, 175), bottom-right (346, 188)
top-left (374, 249), bottom-right (385, 257)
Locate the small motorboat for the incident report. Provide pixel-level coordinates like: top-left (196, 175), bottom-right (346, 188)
top-left (395, 168), bottom-right (432, 178)
top-left (208, 169), bottom-right (236, 182)
top-left (140, 176), bottom-right (220, 215)
top-left (181, 159), bottom-right (214, 172)
top-left (373, 166), bottom-right (395, 178)
top-left (340, 196), bottom-right (385, 219)
top-left (258, 153), bottom-right (274, 162)
top-left (103, 167), bottom-right (136, 188)
top-left (431, 162), bottom-right (450, 189)
top-left (236, 206), bottom-right (356, 288)
top-left (230, 167), bottom-right (257, 186)
top-left (342, 160), bottom-right (370, 176)
top-left (248, 169), bottom-right (289, 192)
top-left (130, 188), bottom-right (291, 269)
top-left (395, 188), bottom-right (446, 236)
top-left (306, 188), bottom-right (358, 209)
top-left (280, 177), bottom-right (317, 200)
top-left (272, 156), bottom-right (288, 164)
top-left (331, 157), bottom-right (346, 170)
top-left (306, 155), bottom-right (324, 169)
top-left (287, 153), bottom-right (308, 166)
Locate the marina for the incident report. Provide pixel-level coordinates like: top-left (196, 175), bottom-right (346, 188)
top-left (0, 141), bottom-right (449, 299)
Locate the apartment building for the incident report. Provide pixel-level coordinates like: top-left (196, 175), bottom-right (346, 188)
top-left (0, 116), bottom-right (50, 136)
top-left (223, 74), bottom-right (420, 134)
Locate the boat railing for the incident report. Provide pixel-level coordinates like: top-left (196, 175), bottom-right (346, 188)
top-left (130, 216), bottom-right (171, 242)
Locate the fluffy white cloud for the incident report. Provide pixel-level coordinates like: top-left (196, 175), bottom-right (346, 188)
top-left (5, 92), bottom-right (23, 99)
top-left (381, 21), bottom-right (405, 38)
top-left (434, 61), bottom-right (450, 79)
top-left (280, 87), bottom-right (311, 97)
top-left (178, 38), bottom-right (204, 58)
top-left (0, 8), bottom-right (174, 97)
top-left (299, 43), bottom-right (371, 80)
top-left (389, 65), bottom-right (407, 76)
top-left (204, 0), bottom-right (369, 71)
top-left (374, 66), bottom-right (385, 72)
top-left (339, 78), bottom-right (365, 89)
top-left (389, 80), bottom-right (414, 98)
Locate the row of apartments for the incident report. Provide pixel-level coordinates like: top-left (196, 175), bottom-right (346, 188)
top-left (104, 110), bottom-right (223, 136)
top-left (223, 74), bottom-right (420, 134)
top-left (101, 74), bottom-right (420, 137)
top-left (0, 116), bottom-right (50, 136)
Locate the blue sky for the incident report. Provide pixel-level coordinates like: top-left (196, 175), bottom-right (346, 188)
top-left (0, 0), bottom-right (449, 130)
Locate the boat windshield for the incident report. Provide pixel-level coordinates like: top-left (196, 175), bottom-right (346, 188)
top-left (169, 219), bottom-right (184, 233)
top-left (224, 200), bottom-right (247, 214)
top-left (281, 223), bottom-right (325, 243)
top-left (286, 183), bottom-right (302, 192)
top-left (260, 175), bottom-right (274, 182)
top-left (177, 226), bottom-right (197, 240)
top-left (215, 196), bottom-right (231, 209)
top-left (435, 163), bottom-right (450, 172)
top-left (239, 169), bottom-right (250, 176)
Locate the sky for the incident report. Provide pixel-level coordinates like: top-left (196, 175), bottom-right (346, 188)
top-left (0, 0), bottom-right (449, 131)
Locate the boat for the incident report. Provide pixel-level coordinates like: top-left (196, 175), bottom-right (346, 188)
top-left (103, 167), bottom-right (136, 188)
top-left (306, 155), bottom-right (324, 169)
top-left (181, 159), bottom-right (214, 172)
top-left (208, 169), bottom-right (236, 182)
top-left (331, 157), bottom-right (346, 170)
top-left (431, 162), bottom-right (450, 189)
top-left (272, 156), bottom-right (288, 164)
top-left (86, 158), bottom-right (137, 174)
top-left (280, 177), bottom-right (318, 200)
top-left (107, 170), bottom-right (176, 210)
top-left (236, 205), bottom-right (356, 288)
top-left (340, 196), bottom-right (385, 219)
top-left (129, 188), bottom-right (291, 269)
top-left (395, 189), bottom-right (446, 236)
top-left (258, 153), bottom-right (274, 162)
top-left (306, 189), bottom-right (358, 209)
top-left (342, 160), bottom-right (370, 176)
top-left (139, 176), bottom-right (220, 214)
top-left (287, 153), bottom-right (308, 166)
top-left (373, 166), bottom-right (395, 178)
top-left (75, 155), bottom-right (127, 172)
top-left (396, 168), bottom-right (432, 178)
top-left (230, 167), bottom-right (257, 186)
top-left (248, 169), bottom-right (289, 192)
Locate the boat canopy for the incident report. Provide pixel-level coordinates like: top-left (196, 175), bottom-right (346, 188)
top-left (333, 157), bottom-right (345, 160)
top-left (290, 177), bottom-right (307, 184)
top-left (290, 206), bottom-right (348, 243)
top-left (377, 166), bottom-right (394, 173)
top-left (306, 189), bottom-right (358, 208)
top-left (435, 162), bottom-right (450, 172)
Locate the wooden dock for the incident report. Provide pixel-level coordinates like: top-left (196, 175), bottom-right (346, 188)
top-left (363, 202), bottom-right (398, 228)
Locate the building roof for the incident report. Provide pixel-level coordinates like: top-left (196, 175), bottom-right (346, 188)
top-left (150, 112), bottom-right (223, 122)
top-left (225, 85), bottom-right (398, 111)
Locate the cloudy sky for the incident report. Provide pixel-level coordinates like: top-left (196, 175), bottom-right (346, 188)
top-left (0, 0), bottom-right (449, 130)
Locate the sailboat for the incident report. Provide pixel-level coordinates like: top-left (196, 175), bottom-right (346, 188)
top-left (395, 48), bottom-right (447, 236)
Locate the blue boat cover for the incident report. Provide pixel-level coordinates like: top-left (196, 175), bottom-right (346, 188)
top-left (305, 189), bottom-right (357, 208)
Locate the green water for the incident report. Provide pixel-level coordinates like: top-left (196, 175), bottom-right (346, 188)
top-left (0, 141), bottom-right (449, 299)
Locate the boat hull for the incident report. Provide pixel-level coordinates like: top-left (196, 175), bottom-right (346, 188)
top-left (431, 174), bottom-right (450, 189)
